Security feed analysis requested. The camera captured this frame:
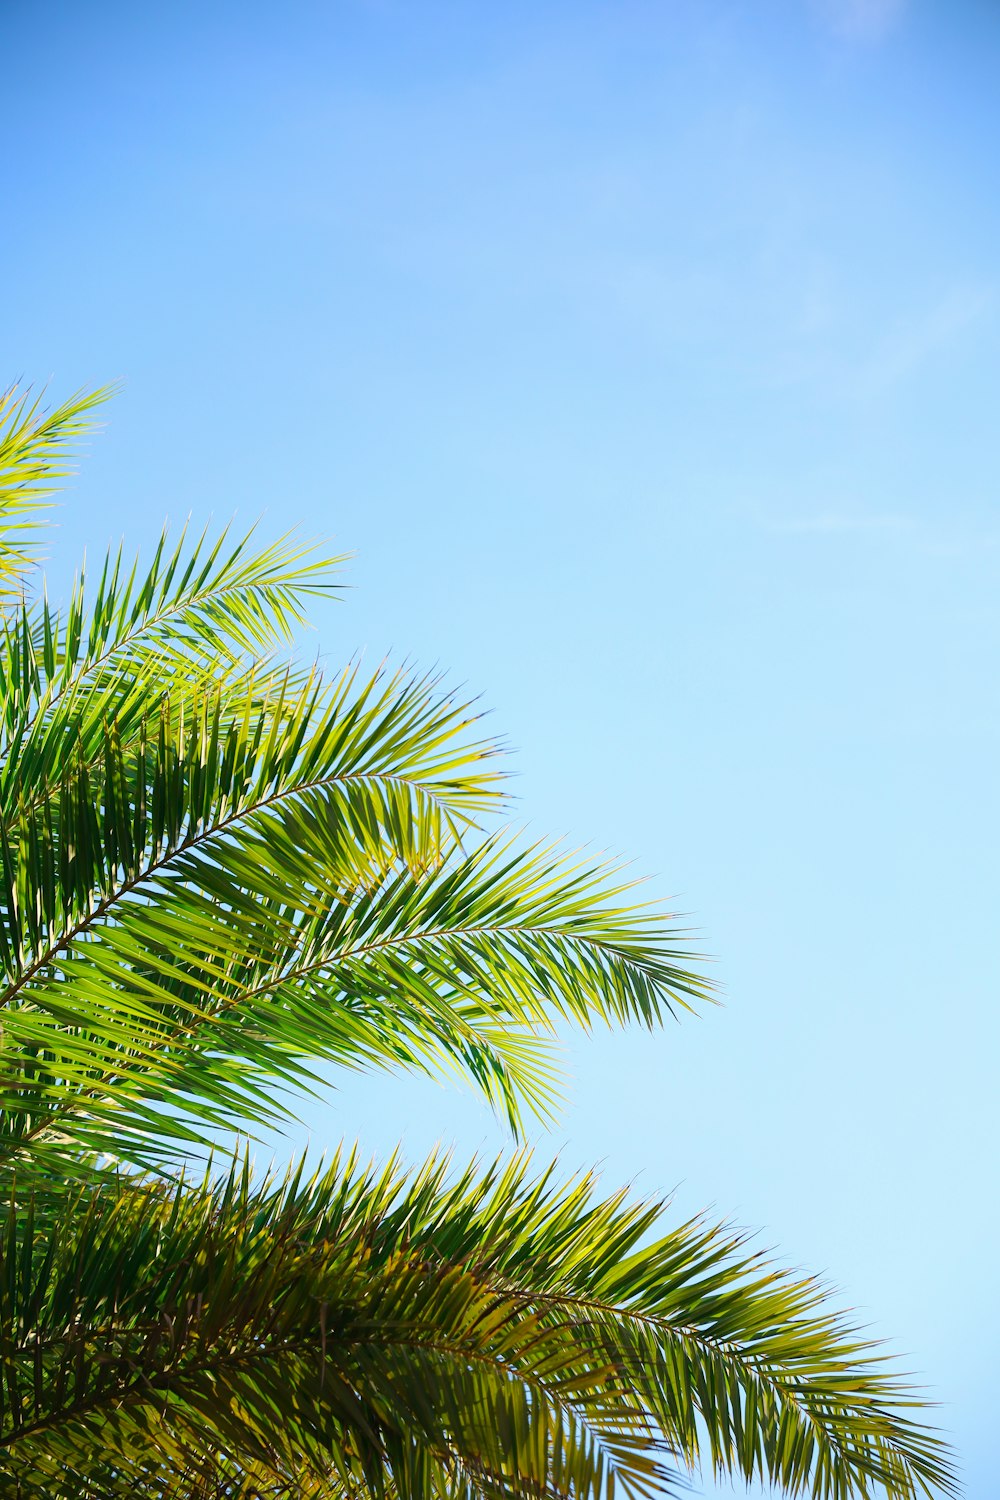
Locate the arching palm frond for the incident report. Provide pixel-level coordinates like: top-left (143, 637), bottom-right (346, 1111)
top-left (0, 518), bottom-right (342, 803)
top-left (0, 1153), bottom-right (955, 1500)
top-left (0, 785), bottom-right (706, 1173)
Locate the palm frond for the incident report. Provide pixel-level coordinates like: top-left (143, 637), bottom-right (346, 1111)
top-left (0, 1152), bottom-right (956, 1500)
top-left (0, 384), bottom-right (113, 599)
top-left (0, 522), bottom-right (343, 805)
top-left (0, 816), bottom-right (705, 1172)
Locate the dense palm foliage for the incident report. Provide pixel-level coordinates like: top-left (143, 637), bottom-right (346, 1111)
top-left (0, 386), bottom-right (956, 1498)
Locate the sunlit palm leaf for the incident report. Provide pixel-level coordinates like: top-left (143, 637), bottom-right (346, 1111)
top-left (0, 384), bottom-right (113, 599)
top-left (0, 520), bottom-right (343, 813)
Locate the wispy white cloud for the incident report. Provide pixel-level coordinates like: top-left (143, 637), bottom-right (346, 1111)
top-left (813, 0), bottom-right (907, 44)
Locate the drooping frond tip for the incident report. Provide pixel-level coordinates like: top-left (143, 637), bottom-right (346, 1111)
top-left (0, 382), bottom-right (115, 598)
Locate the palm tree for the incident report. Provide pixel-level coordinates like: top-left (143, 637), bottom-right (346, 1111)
top-left (0, 384), bottom-right (955, 1499)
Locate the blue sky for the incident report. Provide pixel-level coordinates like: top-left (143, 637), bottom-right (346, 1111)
top-left (5, 0), bottom-right (998, 1492)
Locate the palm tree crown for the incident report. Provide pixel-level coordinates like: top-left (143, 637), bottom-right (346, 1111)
top-left (0, 386), bottom-right (956, 1499)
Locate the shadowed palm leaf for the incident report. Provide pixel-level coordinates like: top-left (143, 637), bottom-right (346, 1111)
top-left (0, 1155), bottom-right (955, 1500)
top-left (0, 388), bottom-right (956, 1498)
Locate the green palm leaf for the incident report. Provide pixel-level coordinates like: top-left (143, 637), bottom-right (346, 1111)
top-left (0, 1152), bottom-right (955, 1500)
top-left (0, 521), bottom-right (343, 813)
top-left (0, 384), bottom-right (113, 599)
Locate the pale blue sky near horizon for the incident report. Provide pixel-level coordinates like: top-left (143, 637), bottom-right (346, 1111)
top-left (5, 0), bottom-right (999, 1493)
